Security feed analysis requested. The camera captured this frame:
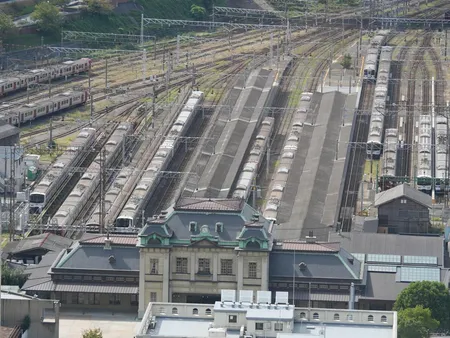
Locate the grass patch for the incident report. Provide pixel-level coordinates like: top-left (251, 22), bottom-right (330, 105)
top-left (364, 159), bottom-right (380, 178)
top-left (56, 133), bottom-right (77, 147)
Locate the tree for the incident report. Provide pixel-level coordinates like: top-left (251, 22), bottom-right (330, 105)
top-left (31, 2), bottom-right (62, 34)
top-left (394, 281), bottom-right (450, 331)
top-left (398, 306), bottom-right (439, 338)
top-left (0, 13), bottom-right (15, 39)
top-left (85, 0), bottom-right (113, 15)
top-left (1, 262), bottom-right (28, 288)
top-left (340, 53), bottom-right (352, 70)
top-left (82, 328), bottom-right (103, 338)
top-left (190, 4), bottom-right (206, 20)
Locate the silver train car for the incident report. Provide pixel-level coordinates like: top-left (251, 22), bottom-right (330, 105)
top-left (0, 90), bottom-right (88, 126)
top-left (86, 167), bottom-right (134, 230)
top-left (50, 123), bottom-right (133, 230)
top-left (417, 115), bottom-right (432, 192)
top-left (115, 91), bottom-right (204, 229)
top-left (380, 128), bottom-right (398, 189)
top-left (435, 115), bottom-right (448, 193)
top-left (29, 127), bottom-right (97, 213)
top-left (0, 58), bottom-right (91, 96)
top-left (232, 117), bottom-right (274, 200)
top-left (363, 31), bottom-right (389, 80)
top-left (263, 92), bottom-right (313, 222)
top-left (367, 46), bottom-right (392, 158)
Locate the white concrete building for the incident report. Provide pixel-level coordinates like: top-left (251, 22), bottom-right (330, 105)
top-left (136, 290), bottom-right (398, 338)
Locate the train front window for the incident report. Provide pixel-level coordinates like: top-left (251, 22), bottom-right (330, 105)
top-left (30, 194), bottom-right (45, 203)
top-left (116, 218), bottom-right (131, 228)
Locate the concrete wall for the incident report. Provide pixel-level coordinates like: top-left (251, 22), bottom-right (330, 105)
top-left (378, 198), bottom-right (430, 234)
top-left (139, 247), bottom-right (269, 317)
top-left (1, 297), bottom-right (58, 338)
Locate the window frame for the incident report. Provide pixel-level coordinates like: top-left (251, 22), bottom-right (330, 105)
top-left (274, 322), bottom-right (283, 331)
top-left (220, 259), bottom-right (233, 275)
top-left (228, 315), bottom-right (237, 323)
top-left (150, 258), bottom-right (159, 274)
top-left (176, 257), bottom-right (188, 274)
top-left (198, 258), bottom-right (211, 275)
top-left (248, 262), bottom-right (257, 278)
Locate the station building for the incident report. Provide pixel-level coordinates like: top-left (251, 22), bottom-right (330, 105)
top-left (138, 197), bottom-right (272, 317)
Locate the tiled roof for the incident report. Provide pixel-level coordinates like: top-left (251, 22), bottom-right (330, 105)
top-left (175, 197), bottom-right (244, 212)
top-left (269, 249), bottom-right (361, 280)
top-left (80, 235), bottom-right (138, 246)
top-left (56, 244), bottom-right (139, 271)
top-left (21, 251), bottom-right (61, 291)
top-left (4, 233), bottom-right (72, 256)
top-left (275, 241), bottom-right (340, 252)
top-left (374, 183), bottom-right (432, 208)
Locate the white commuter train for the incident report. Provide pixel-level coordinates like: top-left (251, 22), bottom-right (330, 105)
top-left (232, 117), bottom-right (274, 200)
top-left (115, 91), bottom-right (204, 229)
top-left (380, 128), bottom-right (398, 190)
top-left (50, 123), bottom-right (133, 231)
top-left (363, 31), bottom-right (389, 80)
top-left (263, 92), bottom-right (313, 222)
top-left (0, 90), bottom-right (88, 126)
top-left (435, 115), bottom-right (448, 193)
top-left (0, 58), bottom-right (91, 96)
top-left (366, 46), bottom-right (393, 158)
top-left (417, 115), bottom-right (432, 193)
top-left (29, 127), bottom-right (97, 213)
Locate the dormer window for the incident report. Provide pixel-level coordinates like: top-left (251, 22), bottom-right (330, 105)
top-left (215, 222), bottom-right (223, 233)
top-left (189, 221), bottom-right (197, 232)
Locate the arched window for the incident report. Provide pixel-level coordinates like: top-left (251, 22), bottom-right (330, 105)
top-left (172, 307), bottom-right (178, 315)
top-left (381, 315), bottom-right (387, 323)
top-left (205, 308), bottom-right (212, 316)
top-left (299, 312), bottom-right (306, 319)
top-left (368, 315), bottom-right (374, 322)
top-left (193, 308), bottom-right (199, 315)
top-left (313, 313), bottom-right (319, 320)
top-left (347, 314), bottom-right (353, 321)
top-left (333, 313), bottom-right (340, 321)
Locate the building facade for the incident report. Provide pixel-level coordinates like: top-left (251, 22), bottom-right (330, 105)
top-left (138, 198), bottom-right (273, 317)
top-left (21, 235), bottom-right (139, 312)
top-left (374, 183), bottom-right (431, 234)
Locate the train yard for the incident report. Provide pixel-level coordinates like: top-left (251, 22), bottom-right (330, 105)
top-left (1, 2), bottom-right (450, 242)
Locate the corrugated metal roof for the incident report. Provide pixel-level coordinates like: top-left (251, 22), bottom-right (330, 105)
top-left (175, 198), bottom-right (244, 212)
top-left (329, 232), bottom-right (444, 266)
top-left (21, 280), bottom-right (55, 292)
top-left (277, 241), bottom-right (340, 252)
top-left (0, 124), bottom-right (19, 140)
top-left (80, 235), bottom-right (137, 246)
top-left (374, 183), bottom-right (432, 208)
top-left (54, 284), bottom-right (138, 294)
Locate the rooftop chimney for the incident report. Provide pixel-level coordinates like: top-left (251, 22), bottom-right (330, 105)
top-left (349, 282), bottom-right (355, 310)
top-left (305, 231), bottom-right (316, 243)
top-left (104, 238), bottom-right (112, 250)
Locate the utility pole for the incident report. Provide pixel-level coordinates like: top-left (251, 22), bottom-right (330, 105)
top-left (48, 71), bottom-right (51, 98)
top-left (140, 14), bottom-right (144, 47)
top-left (176, 35), bottom-right (180, 66)
top-left (142, 49), bottom-right (147, 83)
top-left (90, 93), bottom-right (94, 125)
top-left (48, 118), bottom-right (53, 148)
top-left (105, 58), bottom-right (108, 89)
top-left (99, 149), bottom-right (106, 234)
top-left (9, 145), bottom-right (15, 242)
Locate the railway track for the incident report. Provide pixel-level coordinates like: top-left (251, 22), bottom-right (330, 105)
top-left (339, 81), bottom-right (374, 231)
